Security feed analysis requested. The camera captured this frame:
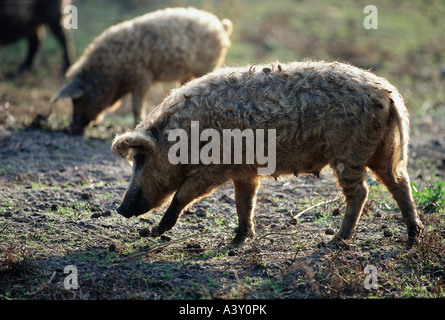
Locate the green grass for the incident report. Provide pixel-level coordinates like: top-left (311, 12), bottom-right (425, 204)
top-left (411, 180), bottom-right (445, 215)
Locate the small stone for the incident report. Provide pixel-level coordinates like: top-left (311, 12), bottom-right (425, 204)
top-left (325, 228), bottom-right (335, 235)
top-left (185, 243), bottom-right (203, 254)
top-left (185, 243), bottom-right (202, 250)
top-left (317, 241), bottom-right (328, 249)
top-left (90, 205), bottom-right (101, 212)
top-left (109, 243), bottom-right (117, 252)
top-left (139, 228), bottom-right (151, 237)
top-left (195, 208), bottom-right (206, 217)
top-left (102, 210), bottom-right (112, 217)
top-left (80, 192), bottom-right (90, 200)
top-left (160, 235), bottom-right (171, 242)
top-left (383, 229), bottom-right (393, 238)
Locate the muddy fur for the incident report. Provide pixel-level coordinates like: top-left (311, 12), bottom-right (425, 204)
top-left (53, 7), bottom-right (232, 135)
top-left (112, 60), bottom-right (423, 247)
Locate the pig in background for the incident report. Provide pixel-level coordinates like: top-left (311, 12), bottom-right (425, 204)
top-left (52, 7), bottom-right (233, 135)
top-left (112, 60), bottom-right (424, 248)
top-left (0, 0), bottom-right (75, 78)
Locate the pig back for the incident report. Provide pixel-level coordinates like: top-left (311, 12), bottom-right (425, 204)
top-left (138, 61), bottom-right (396, 178)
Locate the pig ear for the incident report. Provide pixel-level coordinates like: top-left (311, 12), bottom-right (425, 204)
top-left (51, 78), bottom-right (85, 102)
top-left (111, 131), bottom-right (156, 165)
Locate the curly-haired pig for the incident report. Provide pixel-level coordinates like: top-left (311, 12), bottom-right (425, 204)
top-left (111, 61), bottom-right (423, 247)
top-left (52, 7), bottom-right (232, 135)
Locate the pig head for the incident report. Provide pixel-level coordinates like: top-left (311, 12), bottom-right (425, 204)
top-left (111, 131), bottom-right (184, 220)
top-left (52, 77), bottom-right (103, 135)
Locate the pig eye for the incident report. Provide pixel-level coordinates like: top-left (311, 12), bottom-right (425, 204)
top-left (133, 153), bottom-right (146, 171)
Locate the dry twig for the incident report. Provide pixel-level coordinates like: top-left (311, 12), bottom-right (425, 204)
top-left (293, 196), bottom-right (342, 220)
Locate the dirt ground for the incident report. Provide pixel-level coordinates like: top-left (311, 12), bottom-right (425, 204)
top-left (0, 79), bottom-right (444, 302)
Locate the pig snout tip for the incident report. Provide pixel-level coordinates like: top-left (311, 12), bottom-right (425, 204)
top-left (116, 205), bottom-right (134, 219)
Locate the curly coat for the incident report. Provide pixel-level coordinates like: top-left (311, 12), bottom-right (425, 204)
top-left (112, 60), bottom-right (423, 246)
top-left (53, 7), bottom-right (233, 135)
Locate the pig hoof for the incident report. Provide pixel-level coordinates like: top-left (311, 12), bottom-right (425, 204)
top-left (231, 227), bottom-right (255, 245)
top-left (407, 223), bottom-right (423, 249)
top-left (230, 235), bottom-right (247, 246)
top-left (230, 239), bottom-right (246, 247)
top-left (231, 233), bottom-right (255, 246)
top-left (150, 226), bottom-right (163, 237)
top-left (327, 235), bottom-right (350, 249)
top-left (407, 235), bottom-right (420, 249)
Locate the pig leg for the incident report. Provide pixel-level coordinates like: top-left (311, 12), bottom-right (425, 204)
top-left (18, 31), bottom-right (40, 74)
top-left (131, 72), bottom-right (153, 127)
top-left (331, 165), bottom-right (369, 243)
top-left (368, 164), bottom-right (423, 247)
top-left (151, 176), bottom-right (225, 237)
top-left (232, 177), bottom-right (260, 244)
top-left (150, 197), bottom-right (184, 237)
top-left (48, 19), bottom-right (73, 73)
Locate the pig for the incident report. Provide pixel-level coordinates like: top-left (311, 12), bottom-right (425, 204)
top-left (111, 61), bottom-right (424, 247)
top-left (0, 0), bottom-right (74, 76)
top-left (52, 7), bottom-right (233, 135)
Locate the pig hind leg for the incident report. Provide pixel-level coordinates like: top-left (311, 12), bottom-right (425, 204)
top-left (368, 154), bottom-right (423, 247)
top-left (331, 164), bottom-right (369, 243)
top-left (131, 72), bottom-right (153, 126)
top-left (232, 177), bottom-right (260, 244)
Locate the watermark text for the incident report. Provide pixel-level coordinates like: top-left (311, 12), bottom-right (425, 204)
top-left (168, 121), bottom-right (276, 175)
top-left (363, 5), bottom-right (378, 29)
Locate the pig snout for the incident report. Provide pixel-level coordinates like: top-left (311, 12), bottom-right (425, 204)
top-left (69, 109), bottom-right (91, 135)
top-left (116, 189), bottom-right (150, 218)
top-left (69, 124), bottom-right (86, 136)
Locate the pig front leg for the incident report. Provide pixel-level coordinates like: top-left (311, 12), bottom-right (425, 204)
top-left (150, 175), bottom-right (226, 238)
top-left (151, 197), bottom-right (183, 237)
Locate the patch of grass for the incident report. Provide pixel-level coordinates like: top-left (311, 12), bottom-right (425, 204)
top-left (31, 182), bottom-right (47, 190)
top-left (411, 180), bottom-right (445, 214)
top-left (44, 200), bottom-right (92, 219)
top-left (0, 199), bottom-right (15, 213)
